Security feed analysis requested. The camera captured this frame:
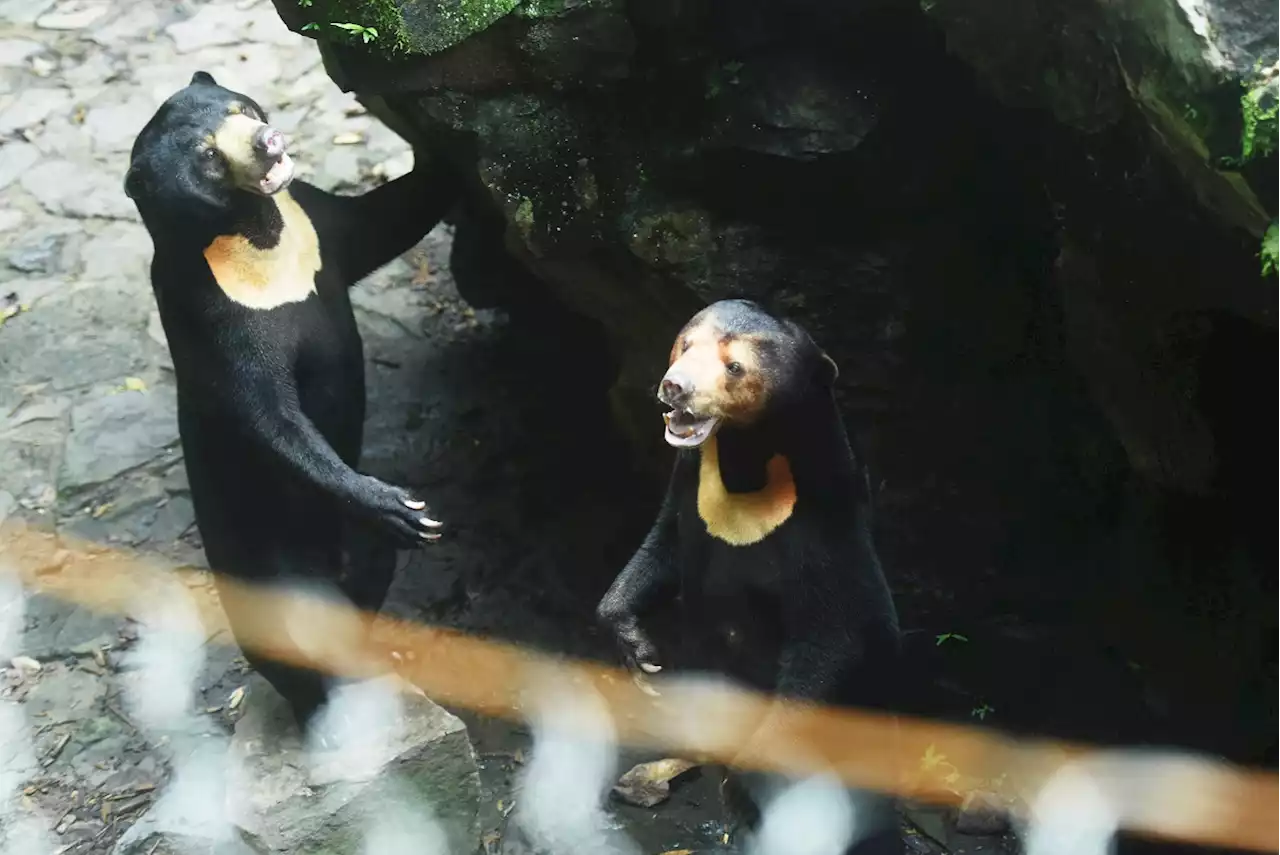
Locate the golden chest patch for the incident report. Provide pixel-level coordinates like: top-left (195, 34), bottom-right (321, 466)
top-left (696, 437), bottom-right (797, 546)
top-left (202, 191), bottom-right (321, 310)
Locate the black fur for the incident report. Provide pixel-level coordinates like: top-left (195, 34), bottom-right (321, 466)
top-left (126, 72), bottom-right (461, 727)
top-left (596, 299), bottom-right (903, 855)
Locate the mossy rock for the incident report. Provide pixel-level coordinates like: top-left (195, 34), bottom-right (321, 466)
top-left (1238, 72), bottom-right (1278, 166)
top-left (308, 0), bottom-right (615, 57)
top-left (1261, 220), bottom-right (1278, 277)
top-left (920, 0), bottom-right (1278, 237)
top-left (299, 0), bottom-right (521, 55)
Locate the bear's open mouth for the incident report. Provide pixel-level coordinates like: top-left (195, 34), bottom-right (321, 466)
top-left (663, 408), bottom-right (720, 448)
top-left (257, 152), bottom-right (295, 195)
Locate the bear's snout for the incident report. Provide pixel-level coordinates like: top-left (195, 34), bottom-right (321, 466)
top-left (253, 126), bottom-right (285, 160)
top-left (659, 373), bottom-right (690, 407)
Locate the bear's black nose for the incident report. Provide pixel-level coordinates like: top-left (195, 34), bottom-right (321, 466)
top-left (254, 126), bottom-right (285, 159)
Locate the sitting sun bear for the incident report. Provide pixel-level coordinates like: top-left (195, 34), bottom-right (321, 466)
top-left (124, 71), bottom-right (460, 728)
top-left (596, 298), bottom-right (904, 855)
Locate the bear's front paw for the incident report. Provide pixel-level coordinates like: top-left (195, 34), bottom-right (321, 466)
top-left (612, 618), bottom-right (664, 696)
top-left (357, 476), bottom-right (443, 549)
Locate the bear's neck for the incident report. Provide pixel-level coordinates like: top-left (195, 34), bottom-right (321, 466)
top-left (221, 191), bottom-right (286, 249)
top-left (712, 393), bottom-right (860, 499)
top-left (158, 191), bottom-right (287, 253)
top-left (710, 425), bottom-right (777, 493)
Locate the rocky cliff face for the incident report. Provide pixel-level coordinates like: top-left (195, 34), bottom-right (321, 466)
top-left (923, 0), bottom-right (1277, 234)
top-left (269, 0), bottom-right (1276, 764)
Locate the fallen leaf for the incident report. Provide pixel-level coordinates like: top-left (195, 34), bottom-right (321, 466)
top-left (659, 850), bottom-right (694, 855)
top-left (122, 376), bottom-right (147, 392)
top-left (612, 758), bottom-right (699, 808)
top-left (228, 685), bottom-right (245, 710)
top-left (332, 132), bottom-right (363, 146)
top-left (410, 253), bottom-right (433, 287)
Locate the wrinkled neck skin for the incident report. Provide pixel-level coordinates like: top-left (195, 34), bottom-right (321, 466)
top-left (140, 189), bottom-right (284, 256)
top-left (711, 389), bottom-right (861, 502)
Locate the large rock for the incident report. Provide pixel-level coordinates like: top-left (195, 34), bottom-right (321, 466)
top-left (112, 673), bottom-right (481, 855)
top-left (275, 0), bottom-right (1275, 482)
top-left (269, 0), bottom-right (1276, 769)
top-left (227, 674), bottom-right (480, 853)
top-left (113, 674), bottom-right (481, 854)
top-left (60, 387), bottom-right (180, 493)
top-left (920, 0), bottom-right (1277, 237)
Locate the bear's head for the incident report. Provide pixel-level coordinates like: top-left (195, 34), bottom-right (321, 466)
top-left (658, 299), bottom-right (839, 449)
top-left (124, 71), bottom-right (295, 222)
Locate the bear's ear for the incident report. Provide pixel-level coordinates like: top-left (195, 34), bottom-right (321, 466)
top-left (190, 70), bottom-right (217, 87)
top-left (816, 350), bottom-right (839, 387)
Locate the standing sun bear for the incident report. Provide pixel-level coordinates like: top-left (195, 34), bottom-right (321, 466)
top-left (125, 72), bottom-right (459, 728)
top-left (596, 299), bottom-right (903, 855)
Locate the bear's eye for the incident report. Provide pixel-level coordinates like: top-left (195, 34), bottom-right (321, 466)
top-left (725, 361), bottom-right (744, 376)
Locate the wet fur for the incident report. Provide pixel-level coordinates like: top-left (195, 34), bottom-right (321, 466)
top-left (597, 299), bottom-right (902, 855)
top-left (126, 73), bottom-right (461, 727)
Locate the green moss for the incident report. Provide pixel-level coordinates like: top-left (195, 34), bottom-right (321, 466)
top-left (301, 0), bottom-right (412, 53)
top-left (298, 0), bottom-right (524, 55)
top-left (517, 0), bottom-right (569, 16)
top-left (1240, 77), bottom-right (1278, 163)
top-left (398, 0), bottom-right (521, 54)
top-left (515, 0), bottom-right (609, 18)
top-left (628, 209), bottom-right (711, 267)
top-left (514, 197), bottom-right (535, 241)
top-left (1261, 220), bottom-right (1278, 278)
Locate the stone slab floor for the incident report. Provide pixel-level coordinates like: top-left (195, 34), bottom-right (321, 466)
top-left (0, 1), bottom-right (759, 853)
